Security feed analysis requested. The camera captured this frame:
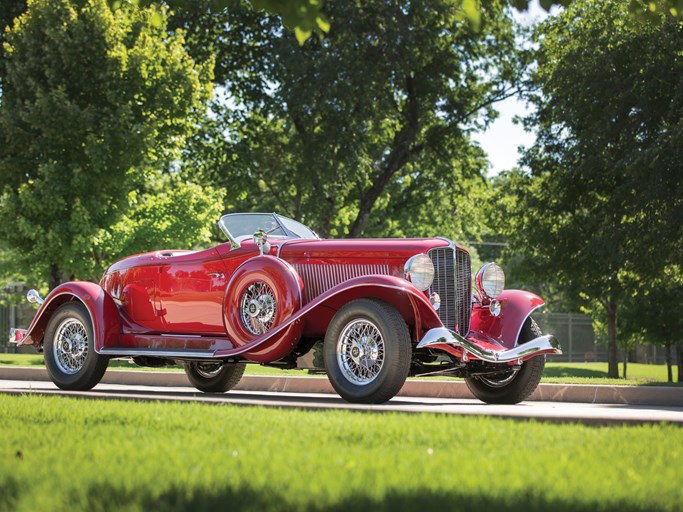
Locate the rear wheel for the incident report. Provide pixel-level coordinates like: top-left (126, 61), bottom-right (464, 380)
top-left (465, 317), bottom-right (546, 404)
top-left (324, 299), bottom-right (411, 404)
top-left (183, 361), bottom-right (246, 393)
top-left (44, 303), bottom-right (109, 391)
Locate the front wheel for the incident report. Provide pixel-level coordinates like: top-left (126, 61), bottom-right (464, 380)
top-left (465, 317), bottom-right (546, 404)
top-left (324, 299), bottom-right (411, 404)
top-left (183, 361), bottom-right (246, 393)
top-left (44, 302), bottom-right (109, 391)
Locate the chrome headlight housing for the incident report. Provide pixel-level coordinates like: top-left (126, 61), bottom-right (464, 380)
top-left (475, 262), bottom-right (505, 299)
top-left (404, 254), bottom-right (434, 291)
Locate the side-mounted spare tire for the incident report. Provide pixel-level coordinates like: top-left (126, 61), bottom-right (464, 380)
top-left (223, 255), bottom-right (304, 362)
top-left (465, 317), bottom-right (546, 404)
top-left (44, 302), bottom-right (109, 391)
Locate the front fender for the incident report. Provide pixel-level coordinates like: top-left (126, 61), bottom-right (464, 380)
top-left (213, 274), bottom-right (442, 361)
top-left (300, 275), bottom-right (442, 340)
top-left (20, 282), bottom-right (121, 351)
top-left (469, 290), bottom-right (544, 349)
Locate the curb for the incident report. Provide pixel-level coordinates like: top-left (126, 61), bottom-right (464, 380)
top-left (2, 366), bottom-right (682, 407)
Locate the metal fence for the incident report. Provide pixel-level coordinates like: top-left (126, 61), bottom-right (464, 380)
top-left (534, 312), bottom-right (676, 364)
top-left (535, 312), bottom-right (601, 362)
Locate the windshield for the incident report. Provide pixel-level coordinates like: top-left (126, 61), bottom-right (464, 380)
top-left (218, 213), bottom-right (319, 246)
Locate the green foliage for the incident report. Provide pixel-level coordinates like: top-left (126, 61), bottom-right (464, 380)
top-left (182, 0), bottom-right (521, 240)
top-left (497, 0), bottom-right (683, 376)
top-left (0, 0), bottom-right (211, 287)
top-left (87, 177), bottom-right (225, 280)
top-left (1, 394), bottom-right (682, 511)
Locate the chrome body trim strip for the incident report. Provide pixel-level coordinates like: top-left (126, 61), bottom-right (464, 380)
top-left (99, 348), bottom-right (215, 359)
top-left (416, 327), bottom-right (561, 363)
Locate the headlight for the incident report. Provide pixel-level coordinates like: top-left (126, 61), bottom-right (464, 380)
top-left (404, 254), bottom-right (434, 291)
top-left (475, 262), bottom-right (505, 299)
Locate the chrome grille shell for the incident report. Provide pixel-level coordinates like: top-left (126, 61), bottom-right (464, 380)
top-left (428, 246), bottom-right (471, 335)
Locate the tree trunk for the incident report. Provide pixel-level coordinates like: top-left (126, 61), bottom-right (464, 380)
top-left (665, 341), bottom-right (673, 383)
top-left (676, 343), bottom-right (683, 383)
top-left (347, 75), bottom-right (420, 238)
top-left (622, 351), bottom-right (627, 379)
top-left (48, 264), bottom-right (63, 290)
top-left (606, 298), bottom-right (619, 378)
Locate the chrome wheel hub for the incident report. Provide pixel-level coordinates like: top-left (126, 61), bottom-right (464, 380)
top-left (240, 282), bottom-right (277, 335)
top-left (337, 319), bottom-right (385, 386)
top-left (53, 318), bottom-right (88, 375)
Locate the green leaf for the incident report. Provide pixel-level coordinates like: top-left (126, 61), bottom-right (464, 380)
top-left (295, 26), bottom-right (311, 45)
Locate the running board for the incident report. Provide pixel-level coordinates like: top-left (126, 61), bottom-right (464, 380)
top-left (98, 348), bottom-right (217, 360)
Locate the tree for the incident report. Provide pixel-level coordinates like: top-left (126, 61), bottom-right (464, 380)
top-left (619, 266), bottom-right (683, 382)
top-left (501, 1), bottom-right (683, 377)
top-left (179, 0), bottom-right (522, 240)
top-left (0, 0), bottom-right (211, 289)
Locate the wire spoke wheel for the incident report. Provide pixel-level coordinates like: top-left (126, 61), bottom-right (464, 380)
top-left (43, 303), bottom-right (108, 391)
top-left (183, 361), bottom-right (246, 393)
top-left (240, 281), bottom-right (277, 335)
top-left (53, 318), bottom-right (89, 375)
top-left (324, 299), bottom-right (411, 404)
top-left (337, 319), bottom-right (385, 386)
top-left (464, 317), bottom-right (546, 404)
top-left (477, 370), bottom-right (518, 388)
top-left (194, 362), bottom-right (223, 378)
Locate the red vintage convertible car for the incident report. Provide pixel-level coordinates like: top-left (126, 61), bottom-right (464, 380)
top-left (10, 212), bottom-right (561, 404)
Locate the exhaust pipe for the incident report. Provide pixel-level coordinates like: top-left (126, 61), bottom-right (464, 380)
top-left (416, 327), bottom-right (561, 363)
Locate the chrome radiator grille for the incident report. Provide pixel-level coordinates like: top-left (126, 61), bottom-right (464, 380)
top-left (294, 263), bottom-right (390, 304)
top-left (428, 246), bottom-right (472, 335)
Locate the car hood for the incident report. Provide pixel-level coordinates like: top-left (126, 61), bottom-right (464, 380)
top-left (276, 238), bottom-right (457, 261)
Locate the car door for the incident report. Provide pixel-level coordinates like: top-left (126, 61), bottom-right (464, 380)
top-left (157, 248), bottom-right (228, 335)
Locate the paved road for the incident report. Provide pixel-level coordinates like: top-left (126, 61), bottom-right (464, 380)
top-left (2, 379), bottom-right (682, 425)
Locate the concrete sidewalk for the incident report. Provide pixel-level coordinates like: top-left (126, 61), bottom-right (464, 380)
top-left (2, 366), bottom-right (682, 407)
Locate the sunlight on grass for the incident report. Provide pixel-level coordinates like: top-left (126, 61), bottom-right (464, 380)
top-left (0, 394), bottom-right (680, 511)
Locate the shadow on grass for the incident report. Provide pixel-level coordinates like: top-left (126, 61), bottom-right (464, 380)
top-left (59, 482), bottom-right (652, 512)
top-left (543, 366), bottom-right (606, 379)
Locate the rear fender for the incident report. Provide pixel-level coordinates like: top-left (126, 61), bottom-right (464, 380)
top-left (20, 282), bottom-right (121, 351)
top-left (469, 290), bottom-right (544, 350)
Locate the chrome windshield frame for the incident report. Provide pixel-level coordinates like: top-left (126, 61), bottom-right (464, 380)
top-left (218, 212), bottom-right (318, 248)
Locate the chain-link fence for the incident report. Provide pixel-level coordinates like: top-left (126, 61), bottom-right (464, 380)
top-left (534, 312), bottom-right (600, 362)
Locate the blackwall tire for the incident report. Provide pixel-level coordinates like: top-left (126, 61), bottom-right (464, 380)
top-left (324, 299), bottom-right (411, 404)
top-left (184, 362), bottom-right (246, 393)
top-left (43, 302), bottom-right (109, 391)
top-left (465, 317), bottom-right (546, 404)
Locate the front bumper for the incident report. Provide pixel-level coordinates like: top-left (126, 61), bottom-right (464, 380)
top-left (416, 327), bottom-right (561, 363)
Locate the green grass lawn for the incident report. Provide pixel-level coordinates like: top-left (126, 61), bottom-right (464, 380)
top-left (0, 394), bottom-right (680, 512)
top-left (1, 352), bottom-right (680, 385)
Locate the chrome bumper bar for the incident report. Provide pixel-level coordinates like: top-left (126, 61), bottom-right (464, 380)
top-left (416, 327), bottom-right (561, 363)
